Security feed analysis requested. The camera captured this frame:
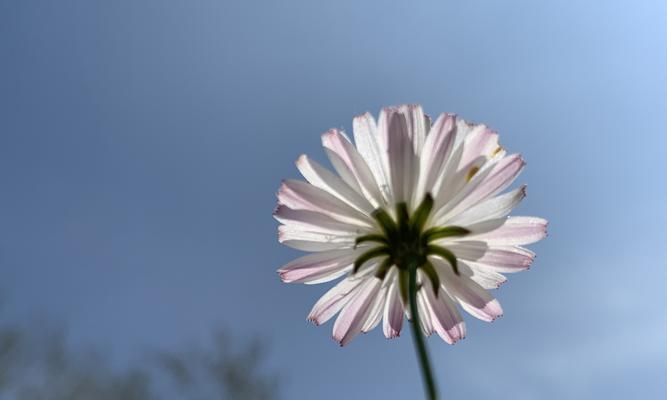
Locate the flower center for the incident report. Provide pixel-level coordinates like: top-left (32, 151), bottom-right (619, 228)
top-left (353, 194), bottom-right (470, 297)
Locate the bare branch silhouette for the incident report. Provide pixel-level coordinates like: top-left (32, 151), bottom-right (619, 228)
top-left (0, 314), bottom-right (280, 400)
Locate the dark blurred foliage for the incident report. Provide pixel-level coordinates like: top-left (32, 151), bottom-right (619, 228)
top-left (0, 308), bottom-right (280, 400)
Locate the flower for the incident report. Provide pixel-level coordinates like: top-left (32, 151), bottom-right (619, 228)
top-left (275, 104), bottom-right (547, 346)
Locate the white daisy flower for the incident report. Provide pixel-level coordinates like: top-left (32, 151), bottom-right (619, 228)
top-left (275, 105), bottom-right (547, 347)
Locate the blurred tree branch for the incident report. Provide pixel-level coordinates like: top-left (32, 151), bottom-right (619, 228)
top-left (0, 314), bottom-right (280, 400)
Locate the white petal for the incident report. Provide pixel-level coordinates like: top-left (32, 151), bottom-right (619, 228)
top-left (422, 283), bottom-right (465, 344)
top-left (333, 277), bottom-right (382, 346)
top-left (308, 276), bottom-right (367, 325)
top-left (457, 291), bottom-right (503, 322)
top-left (414, 113), bottom-right (457, 205)
top-left (432, 120), bottom-right (497, 212)
top-left (431, 117), bottom-right (488, 205)
top-left (381, 106), bottom-right (417, 205)
top-left (446, 241), bottom-right (535, 272)
top-left (436, 154), bottom-right (525, 222)
top-left (277, 179), bottom-right (373, 227)
top-left (278, 225), bottom-right (356, 252)
top-left (460, 260), bottom-right (507, 289)
top-left (402, 104), bottom-right (428, 156)
top-left (322, 129), bottom-right (384, 208)
top-left (468, 216), bottom-right (548, 246)
top-left (423, 113), bottom-right (432, 139)
top-left (295, 155), bottom-right (374, 214)
top-left (274, 205), bottom-right (368, 235)
top-left (460, 154), bottom-right (524, 207)
top-left (324, 149), bottom-right (362, 194)
top-left (432, 157), bottom-right (498, 223)
top-left (277, 249), bottom-right (361, 284)
top-left (382, 275), bottom-right (404, 339)
top-left (446, 185), bottom-right (526, 226)
top-left (459, 123), bottom-right (499, 168)
top-left (361, 269), bottom-right (395, 333)
top-left (416, 285), bottom-right (434, 336)
top-left (457, 218), bottom-right (507, 235)
top-left (361, 291), bottom-right (385, 333)
top-left (432, 140), bottom-right (466, 207)
top-left (432, 258), bottom-right (503, 322)
top-left (353, 112), bottom-right (392, 204)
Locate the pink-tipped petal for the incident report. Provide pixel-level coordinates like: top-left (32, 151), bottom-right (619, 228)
top-left (273, 205), bottom-right (366, 235)
top-left (423, 284), bottom-right (465, 344)
top-left (277, 179), bottom-right (373, 228)
top-left (416, 287), bottom-right (435, 336)
top-left (415, 113), bottom-right (457, 204)
top-left (402, 104), bottom-right (428, 156)
top-left (432, 257), bottom-right (504, 322)
top-left (361, 273), bottom-right (394, 333)
top-left (322, 129), bottom-right (384, 208)
top-left (460, 260), bottom-right (508, 289)
top-left (459, 298), bottom-right (504, 323)
top-left (295, 155), bottom-right (374, 214)
top-left (438, 154), bottom-right (525, 222)
top-left (447, 241), bottom-right (535, 272)
top-left (308, 276), bottom-right (368, 326)
top-left (353, 112), bottom-right (392, 204)
top-left (277, 249), bottom-right (361, 284)
top-left (361, 294), bottom-right (385, 333)
top-left (433, 154), bottom-right (492, 219)
top-left (471, 216), bottom-right (548, 246)
top-left (381, 106), bottom-right (417, 204)
top-left (333, 278), bottom-right (382, 346)
top-left (458, 124), bottom-right (499, 168)
top-left (278, 225), bottom-right (356, 252)
top-left (447, 186), bottom-right (526, 226)
top-left (382, 277), bottom-right (404, 339)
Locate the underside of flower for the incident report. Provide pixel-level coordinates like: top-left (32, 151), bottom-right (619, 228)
top-left (275, 104), bottom-right (547, 347)
top-left (354, 193), bottom-right (470, 303)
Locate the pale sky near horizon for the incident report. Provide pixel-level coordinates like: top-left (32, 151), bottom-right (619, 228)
top-left (1, 1), bottom-right (666, 399)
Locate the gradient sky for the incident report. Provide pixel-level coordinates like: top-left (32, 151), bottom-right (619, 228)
top-left (2, 0), bottom-right (666, 399)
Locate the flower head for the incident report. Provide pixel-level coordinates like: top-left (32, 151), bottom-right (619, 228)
top-left (275, 105), bottom-right (547, 346)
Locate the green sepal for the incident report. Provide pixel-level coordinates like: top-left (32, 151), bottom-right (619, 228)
top-left (371, 208), bottom-right (397, 240)
top-left (354, 234), bottom-right (388, 248)
top-left (354, 246), bottom-right (390, 273)
top-left (398, 269), bottom-right (409, 305)
top-left (427, 244), bottom-right (460, 275)
top-left (374, 257), bottom-right (394, 281)
top-left (410, 194), bottom-right (434, 234)
top-left (423, 226), bottom-right (470, 243)
top-left (421, 260), bottom-right (441, 297)
top-left (396, 202), bottom-right (410, 235)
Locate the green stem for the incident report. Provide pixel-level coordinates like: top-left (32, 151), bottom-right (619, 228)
top-left (408, 261), bottom-right (439, 400)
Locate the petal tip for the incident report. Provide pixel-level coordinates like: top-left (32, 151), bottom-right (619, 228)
top-left (485, 299), bottom-right (504, 321)
top-left (277, 270), bottom-right (294, 283)
top-left (276, 180), bottom-right (289, 195)
top-left (353, 111), bottom-right (373, 121)
top-left (295, 154), bottom-right (308, 166)
top-left (272, 204), bottom-right (283, 217)
top-left (490, 313), bottom-right (504, 323)
top-left (385, 332), bottom-right (400, 340)
top-left (332, 334), bottom-right (347, 347)
top-left (321, 128), bottom-right (338, 142)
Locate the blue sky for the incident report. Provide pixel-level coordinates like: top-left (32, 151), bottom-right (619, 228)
top-left (1, 0), bottom-right (666, 398)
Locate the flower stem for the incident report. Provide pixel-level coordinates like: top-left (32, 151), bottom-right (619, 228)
top-left (408, 261), bottom-right (438, 400)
